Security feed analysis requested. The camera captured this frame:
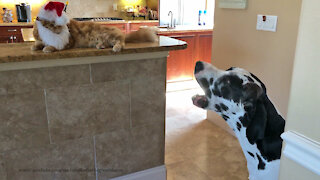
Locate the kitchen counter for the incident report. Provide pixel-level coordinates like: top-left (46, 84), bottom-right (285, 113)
top-left (0, 20), bottom-right (159, 26)
top-left (0, 34), bottom-right (180, 180)
top-left (157, 25), bottom-right (213, 33)
top-left (0, 22), bottom-right (34, 27)
top-left (0, 36), bottom-right (186, 65)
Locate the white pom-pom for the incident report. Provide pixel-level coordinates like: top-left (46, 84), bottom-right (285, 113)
top-left (55, 13), bottom-right (69, 25)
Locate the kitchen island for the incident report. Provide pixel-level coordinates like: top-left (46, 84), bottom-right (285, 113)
top-left (0, 36), bottom-right (186, 180)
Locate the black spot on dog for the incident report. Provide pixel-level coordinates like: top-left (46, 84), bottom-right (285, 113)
top-left (195, 61), bottom-right (204, 74)
top-left (199, 78), bottom-right (211, 98)
top-left (239, 114), bottom-right (250, 127)
top-left (199, 78), bottom-right (209, 88)
top-left (250, 73), bottom-right (267, 93)
top-left (245, 75), bottom-right (254, 83)
top-left (226, 67), bottom-right (235, 71)
top-left (220, 103), bottom-right (229, 111)
top-left (222, 115), bottom-right (229, 121)
top-left (232, 112), bottom-right (236, 115)
top-left (237, 122), bottom-right (242, 131)
top-left (247, 151), bottom-right (255, 158)
top-left (210, 78), bottom-right (214, 85)
top-left (214, 75), bottom-right (244, 102)
top-left (215, 104), bottom-right (221, 112)
top-left (257, 154), bottom-right (266, 170)
top-left (205, 89), bottom-right (212, 99)
top-left (212, 88), bottom-right (221, 97)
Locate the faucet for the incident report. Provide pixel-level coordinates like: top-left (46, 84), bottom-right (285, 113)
top-left (168, 11), bottom-right (175, 29)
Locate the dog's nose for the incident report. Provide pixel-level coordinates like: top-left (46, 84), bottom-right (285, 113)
top-left (195, 61), bottom-right (204, 74)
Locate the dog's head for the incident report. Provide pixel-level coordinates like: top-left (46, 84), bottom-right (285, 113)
top-left (193, 61), bottom-right (276, 142)
top-left (193, 61), bottom-right (265, 112)
top-left (193, 61), bottom-right (286, 161)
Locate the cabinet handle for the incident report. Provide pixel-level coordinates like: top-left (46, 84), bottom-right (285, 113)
top-left (8, 29), bottom-right (17, 32)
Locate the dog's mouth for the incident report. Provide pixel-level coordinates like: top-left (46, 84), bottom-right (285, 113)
top-left (192, 94), bottom-right (208, 109)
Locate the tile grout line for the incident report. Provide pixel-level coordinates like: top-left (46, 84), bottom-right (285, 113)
top-left (43, 89), bottom-right (53, 144)
top-left (93, 136), bottom-right (98, 180)
top-left (129, 80), bottom-right (132, 128)
top-left (89, 64), bottom-right (93, 84)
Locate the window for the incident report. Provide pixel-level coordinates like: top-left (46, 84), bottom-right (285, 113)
top-left (160, 0), bottom-right (215, 26)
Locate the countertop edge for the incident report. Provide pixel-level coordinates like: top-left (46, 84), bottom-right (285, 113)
top-left (0, 36), bottom-right (187, 64)
top-left (1, 44), bottom-right (186, 64)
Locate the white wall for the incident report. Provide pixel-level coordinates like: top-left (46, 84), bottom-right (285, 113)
top-left (279, 0), bottom-right (320, 179)
top-left (208, 0), bottom-right (302, 131)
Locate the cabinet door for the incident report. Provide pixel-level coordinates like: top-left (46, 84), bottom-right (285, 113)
top-left (0, 35), bottom-right (9, 43)
top-left (167, 35), bottom-right (196, 82)
top-left (197, 34), bottom-right (212, 64)
top-left (129, 22), bottom-right (159, 32)
top-left (102, 23), bottom-right (127, 34)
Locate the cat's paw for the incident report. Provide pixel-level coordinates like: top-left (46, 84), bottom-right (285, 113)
top-left (43, 46), bottom-right (56, 53)
top-left (31, 45), bottom-right (40, 51)
top-left (96, 44), bottom-right (105, 49)
top-left (31, 42), bottom-right (44, 51)
top-left (112, 44), bottom-right (122, 52)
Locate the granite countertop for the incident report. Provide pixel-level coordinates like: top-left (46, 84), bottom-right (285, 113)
top-left (0, 36), bottom-right (186, 64)
top-left (157, 25), bottom-right (213, 33)
top-left (0, 20), bottom-right (159, 27)
top-left (0, 22), bottom-right (34, 27)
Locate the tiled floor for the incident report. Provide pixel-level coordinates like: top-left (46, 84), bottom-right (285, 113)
top-left (165, 87), bottom-right (249, 180)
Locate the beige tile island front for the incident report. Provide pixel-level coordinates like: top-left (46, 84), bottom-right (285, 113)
top-left (0, 36), bottom-right (187, 180)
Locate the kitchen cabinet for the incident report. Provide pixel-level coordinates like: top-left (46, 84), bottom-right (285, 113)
top-left (128, 22), bottom-right (159, 32)
top-left (101, 23), bottom-right (127, 34)
top-left (0, 26), bottom-right (33, 43)
top-left (197, 32), bottom-right (213, 64)
top-left (158, 30), bottom-right (213, 82)
top-left (102, 21), bottom-right (159, 34)
top-left (166, 34), bottom-right (196, 82)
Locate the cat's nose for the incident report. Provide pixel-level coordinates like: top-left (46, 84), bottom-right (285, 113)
top-left (195, 61), bottom-right (204, 74)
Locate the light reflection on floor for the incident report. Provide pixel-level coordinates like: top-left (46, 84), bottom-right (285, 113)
top-left (165, 82), bottom-right (248, 180)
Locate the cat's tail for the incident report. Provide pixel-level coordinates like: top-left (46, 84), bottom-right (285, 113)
top-left (125, 27), bottom-right (158, 43)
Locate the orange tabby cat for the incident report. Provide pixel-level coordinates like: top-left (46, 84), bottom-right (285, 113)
top-left (33, 19), bottom-right (158, 53)
top-left (32, 1), bottom-right (158, 53)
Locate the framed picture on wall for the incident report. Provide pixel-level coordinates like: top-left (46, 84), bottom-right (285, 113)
top-left (218, 0), bottom-right (247, 9)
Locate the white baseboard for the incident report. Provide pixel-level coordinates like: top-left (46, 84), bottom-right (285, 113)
top-left (281, 131), bottom-right (320, 176)
top-left (110, 165), bottom-right (166, 180)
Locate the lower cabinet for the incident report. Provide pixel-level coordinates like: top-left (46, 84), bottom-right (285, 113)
top-left (159, 31), bottom-right (213, 82)
top-left (102, 23), bottom-right (127, 34)
top-left (102, 22), bottom-right (159, 34)
top-left (0, 26), bottom-right (32, 43)
top-left (166, 34), bottom-right (196, 82)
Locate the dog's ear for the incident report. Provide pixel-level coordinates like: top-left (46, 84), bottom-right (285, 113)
top-left (242, 83), bottom-right (268, 144)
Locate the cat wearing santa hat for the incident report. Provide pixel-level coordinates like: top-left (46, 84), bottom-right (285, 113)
top-left (32, 1), bottom-right (158, 53)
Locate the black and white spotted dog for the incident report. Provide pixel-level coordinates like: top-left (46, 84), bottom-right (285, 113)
top-left (192, 61), bottom-right (285, 180)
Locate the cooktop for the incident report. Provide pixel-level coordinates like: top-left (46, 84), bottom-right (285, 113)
top-left (73, 17), bottom-right (124, 22)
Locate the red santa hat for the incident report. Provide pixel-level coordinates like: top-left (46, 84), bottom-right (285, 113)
top-left (38, 1), bottom-right (69, 25)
